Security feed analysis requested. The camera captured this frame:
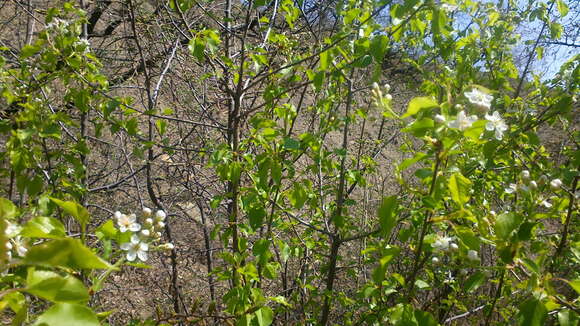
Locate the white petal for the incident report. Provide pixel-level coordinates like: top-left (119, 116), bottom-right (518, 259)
top-left (126, 251), bottom-right (137, 261)
top-left (130, 234), bottom-right (141, 244)
top-left (486, 122), bottom-right (495, 131)
top-left (119, 226), bottom-right (128, 233)
top-left (129, 223), bottom-right (142, 232)
top-left (155, 210), bottom-right (167, 220)
top-left (120, 242), bottom-right (132, 251)
top-left (495, 129), bottom-right (503, 140)
top-left (137, 250), bottom-right (148, 262)
top-left (139, 242), bottom-right (149, 251)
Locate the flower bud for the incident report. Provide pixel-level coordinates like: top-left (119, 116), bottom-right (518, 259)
top-left (155, 210), bottom-right (167, 221)
top-left (160, 243), bottom-right (174, 250)
top-left (550, 179), bottom-right (562, 191)
top-left (157, 221), bottom-right (165, 229)
top-left (450, 243), bottom-right (459, 251)
top-left (538, 175), bottom-right (548, 186)
top-left (489, 210), bottom-right (496, 217)
top-left (432, 257), bottom-right (439, 263)
top-left (434, 114), bottom-right (446, 124)
top-left (467, 250), bottom-right (479, 262)
top-left (520, 170), bottom-right (530, 182)
top-left (142, 207), bottom-right (152, 216)
top-left (141, 229), bottom-right (150, 237)
top-left (114, 211), bottom-right (122, 220)
top-left (529, 180), bottom-right (538, 190)
top-left (156, 232), bottom-right (162, 238)
top-left (145, 218), bottom-right (153, 225)
top-left (383, 84), bottom-right (391, 92)
top-left (372, 82), bottom-right (379, 90)
top-left (384, 94), bottom-right (392, 101)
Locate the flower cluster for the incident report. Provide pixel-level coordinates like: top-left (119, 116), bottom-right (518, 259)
top-left (484, 111), bottom-right (508, 140)
top-left (45, 18), bottom-right (70, 32)
top-left (370, 82), bottom-right (396, 117)
top-left (437, 89), bottom-right (509, 141)
top-left (113, 208), bottom-right (173, 262)
top-left (449, 110), bottom-right (478, 131)
top-left (464, 88), bottom-right (493, 112)
top-left (431, 235), bottom-right (479, 264)
top-left (4, 222), bottom-right (27, 261)
top-left (505, 170), bottom-right (563, 195)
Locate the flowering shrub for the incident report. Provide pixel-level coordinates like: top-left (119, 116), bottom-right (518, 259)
top-left (0, 0), bottom-right (578, 325)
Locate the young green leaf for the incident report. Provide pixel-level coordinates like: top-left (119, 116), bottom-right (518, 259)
top-left (378, 196), bottom-right (397, 237)
top-left (33, 303), bottom-right (100, 326)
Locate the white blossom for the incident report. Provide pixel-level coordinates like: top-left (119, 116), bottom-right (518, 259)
top-left (485, 111), bottom-right (508, 140)
top-left (5, 222), bottom-right (19, 237)
top-left (159, 243), bottom-right (175, 250)
top-left (540, 199), bottom-right (552, 208)
top-left (120, 235), bottom-right (148, 262)
top-left (505, 183), bottom-right (518, 194)
top-left (434, 114), bottom-right (446, 124)
top-left (550, 179), bottom-right (562, 191)
top-left (449, 111), bottom-right (478, 131)
top-left (116, 213), bottom-right (141, 233)
top-left (467, 250), bottom-right (479, 262)
top-left (142, 207), bottom-right (152, 216)
top-left (11, 237), bottom-right (27, 257)
top-left (432, 236), bottom-right (453, 252)
top-left (155, 210), bottom-right (166, 221)
top-left (520, 170), bottom-right (530, 182)
top-left (464, 88), bottom-right (493, 111)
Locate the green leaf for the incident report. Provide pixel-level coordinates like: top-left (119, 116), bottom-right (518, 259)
top-left (557, 0), bottom-right (569, 17)
top-left (378, 196), bottom-right (397, 237)
top-left (33, 303), bottom-right (100, 326)
top-left (248, 206), bottom-right (266, 230)
top-left (463, 271), bottom-right (486, 293)
top-left (448, 173), bottom-right (471, 206)
top-left (320, 50), bottom-right (330, 71)
top-left (495, 212), bottom-right (522, 241)
top-left (454, 226), bottom-right (480, 250)
top-left (413, 309), bottom-right (438, 326)
top-left (558, 309), bottom-right (579, 326)
top-left (95, 220), bottom-right (117, 240)
top-left (414, 279), bottom-right (430, 289)
top-left (20, 44), bottom-right (41, 59)
top-left (21, 216), bottom-right (66, 239)
top-left (517, 298), bottom-right (547, 326)
top-left (370, 35), bottom-right (388, 62)
top-left (565, 279), bottom-right (580, 295)
top-left (254, 306), bottom-right (273, 326)
top-left (49, 198), bottom-right (89, 229)
top-left (402, 97), bottom-right (438, 118)
top-left (26, 269), bottom-right (89, 303)
top-left (0, 197), bottom-right (18, 219)
top-left (289, 183), bottom-right (307, 209)
top-left (402, 118), bottom-right (434, 137)
top-left (24, 238), bottom-right (113, 270)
